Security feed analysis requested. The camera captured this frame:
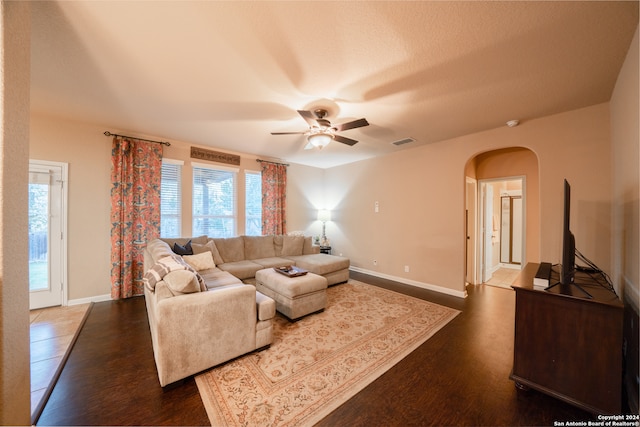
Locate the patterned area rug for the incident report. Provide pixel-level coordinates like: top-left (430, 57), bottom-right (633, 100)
top-left (196, 280), bottom-right (459, 426)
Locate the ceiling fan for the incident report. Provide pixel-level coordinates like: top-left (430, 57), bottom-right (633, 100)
top-left (271, 109), bottom-right (369, 150)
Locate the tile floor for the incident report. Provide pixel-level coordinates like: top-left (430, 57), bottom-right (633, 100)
top-left (485, 266), bottom-right (521, 288)
top-left (30, 303), bottom-right (90, 420)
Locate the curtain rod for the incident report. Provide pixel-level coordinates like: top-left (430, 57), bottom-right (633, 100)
top-left (256, 159), bottom-right (289, 167)
top-left (104, 131), bottom-right (171, 147)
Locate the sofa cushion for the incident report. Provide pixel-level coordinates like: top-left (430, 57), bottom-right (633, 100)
top-left (213, 236), bottom-right (245, 263)
top-left (163, 270), bottom-right (201, 295)
top-left (192, 240), bottom-right (224, 265)
top-left (273, 235), bottom-right (284, 256)
top-left (244, 235), bottom-right (276, 259)
top-left (281, 235), bottom-right (304, 256)
top-left (284, 254), bottom-right (350, 276)
top-left (199, 268), bottom-right (243, 289)
top-left (217, 260), bottom-right (263, 280)
top-left (183, 251), bottom-right (215, 271)
top-left (302, 236), bottom-right (317, 254)
top-left (251, 257), bottom-right (294, 269)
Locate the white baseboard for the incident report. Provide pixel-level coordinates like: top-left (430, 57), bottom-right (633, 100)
top-left (349, 266), bottom-right (467, 299)
top-left (67, 294), bottom-right (112, 306)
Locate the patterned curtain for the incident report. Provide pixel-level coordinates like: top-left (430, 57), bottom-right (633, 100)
top-left (110, 137), bottom-right (163, 299)
top-left (261, 162), bottom-right (287, 235)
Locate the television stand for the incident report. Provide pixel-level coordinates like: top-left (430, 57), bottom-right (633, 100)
top-left (544, 280), bottom-right (593, 299)
top-left (510, 263), bottom-right (623, 414)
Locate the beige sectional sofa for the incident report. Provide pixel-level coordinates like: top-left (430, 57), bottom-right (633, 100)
top-left (143, 234), bottom-right (350, 386)
top-left (207, 234), bottom-right (350, 285)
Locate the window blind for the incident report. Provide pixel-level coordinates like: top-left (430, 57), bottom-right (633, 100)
top-left (192, 165), bottom-right (237, 237)
top-left (160, 160), bottom-right (182, 238)
top-left (245, 171), bottom-right (262, 236)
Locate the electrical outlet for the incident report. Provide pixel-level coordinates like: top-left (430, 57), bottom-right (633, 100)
top-left (373, 260), bottom-right (377, 266)
top-left (374, 201), bottom-right (379, 213)
top-left (404, 265), bottom-right (410, 273)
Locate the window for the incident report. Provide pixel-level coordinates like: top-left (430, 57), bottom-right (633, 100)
top-left (245, 171), bottom-right (262, 236)
top-left (160, 159), bottom-right (183, 238)
top-left (193, 164), bottom-right (237, 237)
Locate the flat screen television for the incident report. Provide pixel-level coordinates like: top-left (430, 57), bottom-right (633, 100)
top-left (560, 179), bottom-right (575, 285)
top-left (545, 179), bottom-right (592, 298)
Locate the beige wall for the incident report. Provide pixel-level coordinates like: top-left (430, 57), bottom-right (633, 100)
top-left (324, 103), bottom-right (613, 296)
top-left (1, 1), bottom-right (31, 424)
top-left (610, 26), bottom-right (639, 309)
top-left (29, 114), bottom-right (323, 301)
top-left (30, 114), bottom-right (113, 301)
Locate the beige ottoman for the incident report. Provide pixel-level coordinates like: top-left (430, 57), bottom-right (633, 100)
top-left (255, 268), bottom-right (328, 320)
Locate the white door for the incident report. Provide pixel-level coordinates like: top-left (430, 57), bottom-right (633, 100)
top-left (29, 160), bottom-right (67, 309)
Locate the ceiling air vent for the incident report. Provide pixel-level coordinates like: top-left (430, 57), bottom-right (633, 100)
top-left (391, 137), bottom-right (415, 147)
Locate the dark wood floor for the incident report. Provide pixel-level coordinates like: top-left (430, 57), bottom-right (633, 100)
top-left (37, 271), bottom-right (600, 426)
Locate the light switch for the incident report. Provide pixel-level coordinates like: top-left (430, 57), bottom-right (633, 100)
top-left (375, 201), bottom-right (379, 213)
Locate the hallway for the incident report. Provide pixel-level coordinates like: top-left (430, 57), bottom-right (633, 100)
top-left (485, 266), bottom-right (521, 289)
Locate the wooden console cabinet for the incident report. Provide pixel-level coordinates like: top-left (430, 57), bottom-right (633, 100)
top-left (510, 263), bottom-right (623, 414)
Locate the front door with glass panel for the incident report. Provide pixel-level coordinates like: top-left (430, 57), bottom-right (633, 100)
top-left (29, 160), bottom-right (67, 309)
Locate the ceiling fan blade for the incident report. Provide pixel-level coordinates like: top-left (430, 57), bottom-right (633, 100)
top-left (297, 110), bottom-right (318, 126)
top-left (271, 131), bottom-right (307, 135)
top-left (334, 134), bottom-right (359, 146)
top-left (334, 118), bottom-right (369, 132)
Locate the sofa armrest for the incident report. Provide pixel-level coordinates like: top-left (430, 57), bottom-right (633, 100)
top-left (256, 291), bottom-right (276, 321)
top-left (152, 285), bottom-right (258, 386)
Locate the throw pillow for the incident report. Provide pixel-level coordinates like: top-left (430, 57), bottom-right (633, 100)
top-left (173, 240), bottom-right (193, 255)
top-left (143, 255), bottom-right (191, 291)
top-left (172, 255), bottom-right (207, 291)
top-left (183, 251), bottom-right (215, 271)
top-left (192, 240), bottom-right (224, 265)
top-left (163, 270), bottom-right (201, 295)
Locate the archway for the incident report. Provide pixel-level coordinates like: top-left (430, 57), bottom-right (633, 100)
top-left (464, 147), bottom-right (540, 286)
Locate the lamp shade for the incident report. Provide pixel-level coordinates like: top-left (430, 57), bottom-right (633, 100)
top-left (317, 209), bottom-right (331, 222)
top-left (308, 133), bottom-right (333, 149)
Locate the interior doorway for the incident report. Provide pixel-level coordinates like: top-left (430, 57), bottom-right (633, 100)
top-left (465, 147), bottom-right (539, 289)
top-left (479, 177), bottom-right (525, 287)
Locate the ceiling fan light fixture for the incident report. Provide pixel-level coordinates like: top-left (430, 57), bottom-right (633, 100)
top-left (308, 132), bottom-right (333, 149)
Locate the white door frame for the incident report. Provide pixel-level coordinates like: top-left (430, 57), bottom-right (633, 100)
top-left (465, 177), bottom-right (479, 285)
top-left (29, 159), bottom-right (68, 309)
top-left (478, 176), bottom-right (526, 283)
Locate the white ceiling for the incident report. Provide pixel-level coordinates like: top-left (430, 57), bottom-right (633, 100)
top-left (30, 1), bottom-right (638, 169)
